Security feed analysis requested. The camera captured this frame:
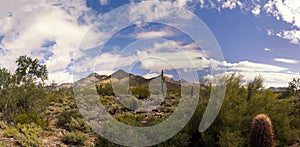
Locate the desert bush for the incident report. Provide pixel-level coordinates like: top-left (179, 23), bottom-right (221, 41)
top-left (97, 83), bottom-right (114, 96)
top-left (3, 126), bottom-right (18, 138)
top-left (57, 109), bottom-right (90, 132)
top-left (57, 109), bottom-right (81, 127)
top-left (66, 117), bottom-right (91, 133)
top-left (95, 135), bottom-right (119, 147)
top-left (12, 113), bottom-right (49, 128)
top-left (158, 132), bottom-right (191, 147)
top-left (15, 123), bottom-right (42, 147)
top-left (130, 85), bottom-right (150, 99)
top-left (63, 131), bottom-right (87, 145)
top-left (115, 113), bottom-right (143, 127)
top-left (0, 121), bottom-right (7, 129)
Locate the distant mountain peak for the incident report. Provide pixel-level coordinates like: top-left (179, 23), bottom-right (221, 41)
top-left (114, 69), bottom-right (128, 74)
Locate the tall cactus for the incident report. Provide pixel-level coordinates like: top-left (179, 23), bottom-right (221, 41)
top-left (250, 114), bottom-right (274, 147)
top-left (161, 70), bottom-right (165, 94)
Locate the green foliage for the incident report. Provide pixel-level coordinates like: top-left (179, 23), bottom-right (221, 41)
top-left (15, 123), bottom-right (42, 147)
top-left (96, 82), bottom-right (114, 96)
top-left (57, 109), bottom-right (90, 132)
top-left (3, 126), bottom-right (18, 138)
top-left (130, 85), bottom-right (150, 99)
top-left (15, 55), bottom-right (48, 84)
top-left (115, 113), bottom-right (143, 127)
top-left (63, 131), bottom-right (87, 145)
top-left (0, 56), bottom-right (49, 125)
top-left (12, 113), bottom-right (49, 128)
top-left (247, 76), bottom-right (263, 101)
top-left (200, 73), bottom-right (300, 146)
top-left (95, 135), bottom-right (119, 147)
top-left (158, 132), bottom-right (190, 147)
top-left (0, 67), bottom-right (12, 89)
top-left (0, 120), bottom-right (7, 129)
top-left (66, 117), bottom-right (91, 133)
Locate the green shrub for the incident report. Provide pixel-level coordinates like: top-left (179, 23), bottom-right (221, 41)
top-left (57, 109), bottom-right (81, 128)
top-left (3, 126), bottom-right (18, 138)
top-left (12, 113), bottom-right (49, 128)
top-left (66, 117), bottom-right (91, 133)
top-left (158, 132), bottom-right (191, 147)
top-left (95, 135), bottom-right (118, 147)
top-left (57, 110), bottom-right (90, 132)
top-left (130, 85), bottom-right (150, 99)
top-left (0, 121), bottom-right (7, 129)
top-left (63, 131), bottom-right (87, 145)
top-left (15, 123), bottom-right (42, 147)
top-left (115, 113), bottom-right (143, 127)
top-left (96, 83), bottom-right (114, 96)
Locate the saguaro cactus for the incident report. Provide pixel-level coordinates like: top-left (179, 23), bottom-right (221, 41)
top-left (161, 70), bottom-right (165, 94)
top-left (250, 114), bottom-right (274, 147)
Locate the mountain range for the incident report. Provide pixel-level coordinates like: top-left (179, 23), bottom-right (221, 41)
top-left (58, 69), bottom-right (182, 90)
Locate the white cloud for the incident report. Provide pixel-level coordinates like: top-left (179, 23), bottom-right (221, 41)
top-left (205, 70), bottom-right (297, 88)
top-left (264, 0), bottom-right (300, 27)
top-left (143, 73), bottom-right (160, 79)
top-left (135, 31), bottom-right (175, 39)
top-left (251, 4), bottom-right (261, 16)
top-left (274, 58), bottom-right (299, 64)
top-left (263, 0), bottom-right (300, 44)
top-left (0, 1), bottom-right (100, 84)
top-left (128, 1), bottom-right (193, 23)
top-left (224, 60), bottom-right (288, 72)
top-left (264, 48), bottom-right (271, 51)
top-left (143, 72), bottom-right (173, 79)
top-left (47, 70), bottom-right (73, 85)
top-left (221, 0), bottom-right (243, 10)
top-left (174, 0), bottom-right (193, 7)
top-left (276, 29), bottom-right (300, 44)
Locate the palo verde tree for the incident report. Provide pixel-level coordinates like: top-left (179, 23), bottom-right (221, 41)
top-left (1, 55), bottom-right (48, 125)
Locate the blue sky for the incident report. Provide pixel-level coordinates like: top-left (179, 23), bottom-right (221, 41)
top-left (0, 0), bottom-right (299, 87)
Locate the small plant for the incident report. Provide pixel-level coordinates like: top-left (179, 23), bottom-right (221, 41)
top-left (96, 82), bottom-right (114, 96)
top-left (66, 117), bottom-right (91, 133)
top-left (0, 121), bottom-right (7, 129)
top-left (63, 131), bottom-right (87, 145)
top-left (3, 126), bottom-right (18, 138)
top-left (250, 114), bottom-right (274, 147)
top-left (57, 109), bottom-right (81, 128)
top-left (12, 113), bottom-right (49, 128)
top-left (15, 123), bottom-right (42, 147)
top-left (130, 85), bottom-right (150, 99)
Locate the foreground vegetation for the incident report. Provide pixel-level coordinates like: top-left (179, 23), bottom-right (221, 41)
top-left (0, 56), bottom-right (299, 146)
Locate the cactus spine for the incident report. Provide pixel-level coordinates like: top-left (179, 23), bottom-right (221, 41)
top-left (250, 114), bottom-right (274, 147)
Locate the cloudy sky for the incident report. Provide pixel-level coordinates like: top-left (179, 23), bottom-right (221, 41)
top-left (0, 0), bottom-right (299, 87)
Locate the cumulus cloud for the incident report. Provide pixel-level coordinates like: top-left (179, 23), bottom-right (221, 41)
top-left (274, 58), bottom-right (299, 64)
top-left (251, 4), bottom-right (261, 16)
top-left (0, 0), bottom-right (100, 84)
top-left (128, 1), bottom-right (193, 23)
top-left (47, 70), bottom-right (73, 85)
top-left (143, 72), bottom-right (174, 79)
top-left (135, 31), bottom-right (175, 39)
top-left (205, 70), bottom-right (297, 88)
top-left (264, 0), bottom-right (300, 44)
top-left (276, 29), bottom-right (300, 44)
top-left (224, 60), bottom-right (288, 72)
top-left (221, 0), bottom-right (243, 10)
top-left (264, 0), bottom-right (300, 27)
